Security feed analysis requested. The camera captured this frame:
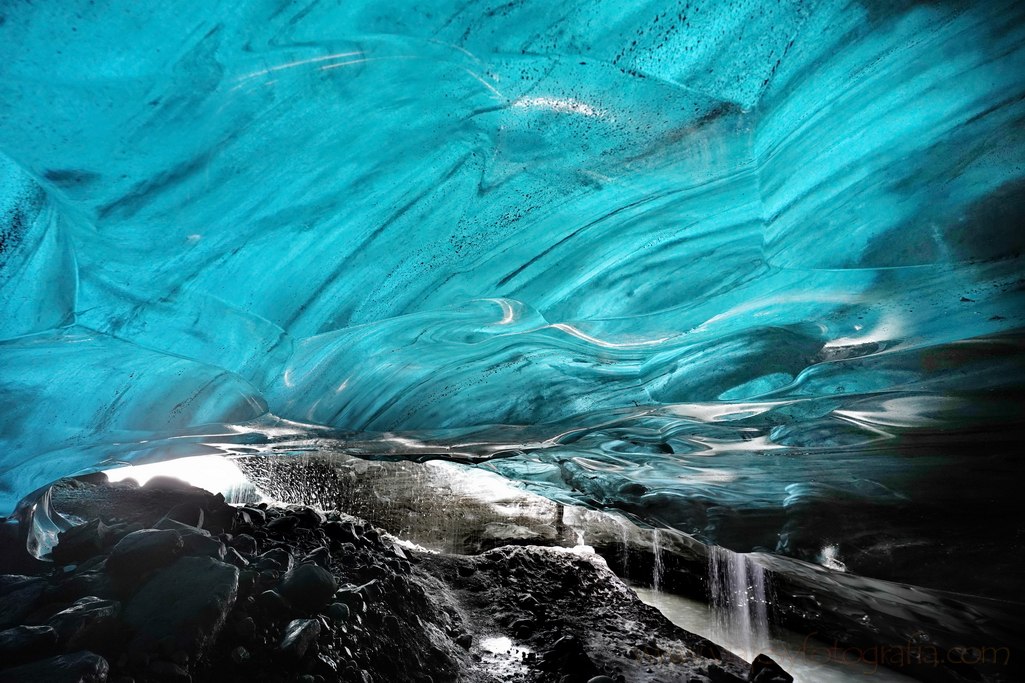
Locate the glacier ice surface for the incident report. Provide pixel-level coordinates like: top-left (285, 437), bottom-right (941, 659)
top-left (1, 0), bottom-right (1024, 591)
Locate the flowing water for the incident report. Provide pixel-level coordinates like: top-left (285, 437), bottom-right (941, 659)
top-left (708, 546), bottom-right (769, 661)
top-left (652, 528), bottom-right (665, 593)
top-left (632, 586), bottom-right (918, 683)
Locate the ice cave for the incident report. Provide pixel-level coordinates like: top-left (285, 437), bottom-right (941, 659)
top-left (1, 1), bottom-right (1023, 682)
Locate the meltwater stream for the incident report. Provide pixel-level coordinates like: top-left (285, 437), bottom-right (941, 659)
top-left (632, 585), bottom-right (918, 683)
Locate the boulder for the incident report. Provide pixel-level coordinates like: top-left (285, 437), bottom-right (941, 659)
top-left (51, 520), bottom-right (113, 565)
top-left (46, 597), bottom-right (121, 651)
top-left (105, 529), bottom-right (183, 583)
top-left (123, 556), bottom-right (239, 658)
top-left (277, 563), bottom-right (337, 613)
top-left (0, 650), bottom-right (109, 683)
top-left (223, 548), bottom-right (249, 568)
top-left (292, 507), bottom-right (326, 529)
top-left (301, 546), bottom-right (331, 569)
top-left (254, 548), bottom-right (293, 573)
top-left (159, 502), bottom-right (204, 530)
top-left (180, 533), bottom-right (226, 560)
top-left (749, 653), bottom-right (793, 683)
top-left (228, 534), bottom-right (258, 556)
top-left (47, 569), bottom-right (116, 603)
top-left (0, 575), bottom-right (47, 628)
top-left (0, 624), bottom-right (59, 666)
top-left (279, 619), bottom-right (321, 659)
top-left (238, 507), bottom-right (266, 525)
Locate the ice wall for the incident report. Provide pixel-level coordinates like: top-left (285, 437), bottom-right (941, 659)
top-left (1, 0), bottom-right (1024, 581)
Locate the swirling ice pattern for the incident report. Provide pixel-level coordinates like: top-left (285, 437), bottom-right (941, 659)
top-left (1, 1), bottom-right (1024, 594)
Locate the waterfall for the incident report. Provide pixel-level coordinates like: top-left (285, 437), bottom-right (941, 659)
top-left (708, 546), bottom-right (769, 660)
top-left (652, 528), bottom-right (664, 592)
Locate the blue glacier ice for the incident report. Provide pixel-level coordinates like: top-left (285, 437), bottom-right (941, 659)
top-left (1, 0), bottom-right (1024, 590)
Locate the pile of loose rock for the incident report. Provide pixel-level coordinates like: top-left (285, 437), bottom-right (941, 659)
top-left (0, 475), bottom-right (793, 683)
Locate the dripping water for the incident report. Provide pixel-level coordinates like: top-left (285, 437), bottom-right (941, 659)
top-left (708, 546), bottom-right (769, 661)
top-left (652, 528), bottom-right (664, 592)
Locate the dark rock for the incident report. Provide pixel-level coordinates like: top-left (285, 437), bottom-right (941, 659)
top-left (239, 507), bottom-right (266, 525)
top-left (0, 624), bottom-right (59, 665)
top-left (708, 664), bottom-right (746, 682)
top-left (0, 576), bottom-right (46, 628)
top-left (151, 519), bottom-right (207, 536)
top-left (201, 494), bottom-right (236, 533)
top-left (223, 548), bottom-right (249, 568)
top-left (363, 563), bottom-right (387, 580)
top-left (749, 653), bottom-right (793, 683)
top-left (47, 596), bottom-right (121, 651)
top-left (228, 534), bottom-right (258, 555)
top-left (105, 530), bottom-right (182, 584)
top-left (123, 556), bottom-right (238, 658)
top-left (323, 521), bottom-right (359, 545)
top-left (159, 503), bottom-right (204, 530)
top-left (255, 589), bottom-right (292, 617)
top-left (179, 533), bottom-right (225, 560)
top-left (147, 660), bottom-right (190, 682)
top-left (52, 520), bottom-right (113, 565)
top-left (0, 574), bottom-right (37, 593)
top-left (315, 653), bottom-right (337, 675)
top-left (278, 563), bottom-right (338, 613)
top-left (237, 570), bottom-right (257, 596)
top-left (540, 635), bottom-right (597, 678)
top-left (324, 602), bottom-right (350, 622)
top-left (265, 515), bottom-right (299, 534)
top-left (696, 640), bottom-right (722, 660)
top-left (302, 546), bottom-right (331, 569)
top-left (455, 633), bottom-right (472, 649)
top-left (334, 586), bottom-right (366, 613)
top-left (230, 645), bottom-right (250, 664)
top-left (280, 618), bottom-right (321, 659)
top-left (48, 569), bottom-right (116, 603)
top-left (148, 521), bottom-right (223, 559)
top-left (292, 507), bottom-right (326, 528)
top-left (0, 650), bottom-right (109, 683)
top-left (254, 548), bottom-right (293, 573)
top-left (517, 593), bottom-right (541, 612)
top-left (511, 617), bottom-right (535, 637)
top-left (233, 616), bottom-right (256, 641)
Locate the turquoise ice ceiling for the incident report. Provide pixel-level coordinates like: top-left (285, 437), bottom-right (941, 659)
top-left (1, 1), bottom-right (1024, 577)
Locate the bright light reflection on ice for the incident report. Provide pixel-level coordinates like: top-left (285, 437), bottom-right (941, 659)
top-left (104, 455), bottom-right (252, 496)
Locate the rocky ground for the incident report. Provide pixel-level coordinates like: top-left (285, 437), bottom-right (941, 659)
top-left (0, 475), bottom-right (794, 683)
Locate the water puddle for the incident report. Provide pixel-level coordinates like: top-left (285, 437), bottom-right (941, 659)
top-left (479, 635), bottom-right (534, 680)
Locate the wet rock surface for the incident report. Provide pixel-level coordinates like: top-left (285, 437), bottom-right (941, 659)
top-left (105, 529), bottom-right (183, 585)
top-left (0, 650), bottom-right (110, 683)
top-left (123, 555), bottom-right (239, 657)
top-left (0, 475), bottom-right (781, 682)
top-left (0, 624), bottom-right (59, 665)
